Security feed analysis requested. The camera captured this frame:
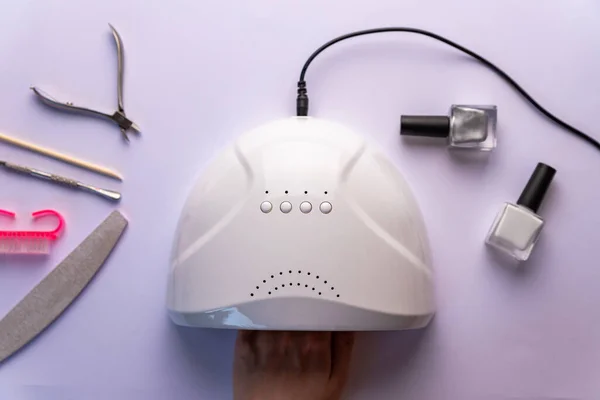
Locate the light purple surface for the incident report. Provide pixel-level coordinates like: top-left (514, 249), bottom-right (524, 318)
top-left (1, 1), bottom-right (599, 399)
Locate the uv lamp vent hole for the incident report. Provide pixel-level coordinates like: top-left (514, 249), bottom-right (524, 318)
top-left (254, 271), bottom-right (341, 299)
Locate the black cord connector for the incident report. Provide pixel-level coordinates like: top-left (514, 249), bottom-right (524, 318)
top-left (295, 27), bottom-right (600, 152)
top-left (296, 80), bottom-right (309, 117)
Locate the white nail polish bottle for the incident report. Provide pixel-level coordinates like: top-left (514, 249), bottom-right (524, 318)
top-left (486, 163), bottom-right (556, 261)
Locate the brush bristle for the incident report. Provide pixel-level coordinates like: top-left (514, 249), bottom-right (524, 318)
top-left (0, 238), bottom-right (50, 254)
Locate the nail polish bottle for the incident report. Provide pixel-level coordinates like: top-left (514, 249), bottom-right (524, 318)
top-left (486, 163), bottom-right (556, 261)
top-left (401, 105), bottom-right (497, 151)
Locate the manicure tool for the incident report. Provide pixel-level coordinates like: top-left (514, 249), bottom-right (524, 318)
top-left (0, 211), bottom-right (128, 364)
top-left (31, 24), bottom-right (139, 142)
top-left (0, 132), bottom-right (122, 181)
top-left (0, 210), bottom-right (64, 255)
top-left (0, 160), bottom-right (121, 201)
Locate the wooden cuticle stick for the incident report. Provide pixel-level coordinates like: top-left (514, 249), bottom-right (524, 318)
top-left (0, 132), bottom-right (122, 181)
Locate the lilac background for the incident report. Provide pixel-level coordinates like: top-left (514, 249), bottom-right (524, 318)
top-left (1, 1), bottom-right (599, 399)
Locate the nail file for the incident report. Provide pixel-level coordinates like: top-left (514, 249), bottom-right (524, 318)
top-left (0, 210), bottom-right (128, 364)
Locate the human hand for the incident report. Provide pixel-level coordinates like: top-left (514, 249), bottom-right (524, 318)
top-left (233, 331), bottom-right (355, 400)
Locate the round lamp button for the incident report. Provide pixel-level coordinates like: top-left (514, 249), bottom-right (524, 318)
top-left (320, 202), bottom-right (332, 214)
top-left (280, 201), bottom-right (292, 213)
top-left (300, 201), bottom-right (312, 214)
top-left (260, 201), bottom-right (272, 213)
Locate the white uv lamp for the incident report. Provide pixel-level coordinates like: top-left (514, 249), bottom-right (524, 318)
top-left (168, 117), bottom-right (434, 330)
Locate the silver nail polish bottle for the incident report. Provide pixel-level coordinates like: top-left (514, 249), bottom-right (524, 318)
top-left (401, 105), bottom-right (497, 151)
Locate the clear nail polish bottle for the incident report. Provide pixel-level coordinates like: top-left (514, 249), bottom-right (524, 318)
top-left (486, 163), bottom-right (556, 261)
top-left (400, 105), bottom-right (497, 151)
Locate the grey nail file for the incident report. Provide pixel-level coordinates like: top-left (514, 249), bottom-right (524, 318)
top-left (0, 210), bottom-right (128, 364)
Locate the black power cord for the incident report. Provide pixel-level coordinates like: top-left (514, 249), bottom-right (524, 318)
top-left (296, 27), bottom-right (600, 152)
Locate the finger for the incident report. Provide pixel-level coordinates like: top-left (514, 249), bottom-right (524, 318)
top-left (235, 330), bottom-right (257, 354)
top-left (235, 330), bottom-right (256, 349)
top-left (329, 332), bottom-right (355, 383)
top-left (234, 330), bottom-right (258, 368)
top-left (305, 331), bottom-right (332, 348)
top-left (303, 331), bottom-right (332, 371)
top-left (278, 331), bottom-right (303, 370)
top-left (286, 332), bottom-right (317, 370)
top-left (275, 331), bottom-right (296, 368)
top-left (256, 331), bottom-right (284, 368)
top-left (278, 331), bottom-right (292, 354)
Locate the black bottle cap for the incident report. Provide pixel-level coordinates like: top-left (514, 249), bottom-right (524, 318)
top-left (516, 163), bottom-right (556, 213)
top-left (400, 115), bottom-right (450, 138)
